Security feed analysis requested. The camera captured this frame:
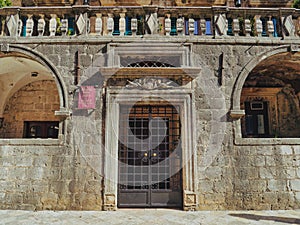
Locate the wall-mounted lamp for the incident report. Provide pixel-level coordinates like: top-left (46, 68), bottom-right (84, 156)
top-left (31, 72), bottom-right (38, 77)
top-left (235, 0), bottom-right (242, 7)
top-left (0, 118), bottom-right (4, 128)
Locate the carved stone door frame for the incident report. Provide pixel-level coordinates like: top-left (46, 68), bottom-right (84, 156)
top-left (103, 87), bottom-right (198, 210)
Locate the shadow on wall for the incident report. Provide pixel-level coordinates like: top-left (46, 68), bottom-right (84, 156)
top-left (229, 213), bottom-right (300, 224)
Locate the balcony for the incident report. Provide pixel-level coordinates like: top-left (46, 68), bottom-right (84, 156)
top-left (0, 5), bottom-right (299, 41)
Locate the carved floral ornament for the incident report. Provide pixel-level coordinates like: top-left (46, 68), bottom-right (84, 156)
top-left (126, 78), bottom-right (177, 90)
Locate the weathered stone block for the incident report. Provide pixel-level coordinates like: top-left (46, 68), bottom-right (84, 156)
top-left (9, 167), bottom-right (27, 180)
top-left (290, 180), bottom-right (300, 191)
top-left (259, 167), bottom-right (276, 179)
top-left (198, 180), bottom-right (214, 193)
top-left (26, 167), bottom-right (45, 180)
top-left (267, 180), bottom-right (287, 191)
top-left (41, 193), bottom-right (58, 209)
top-left (280, 146), bottom-right (293, 155)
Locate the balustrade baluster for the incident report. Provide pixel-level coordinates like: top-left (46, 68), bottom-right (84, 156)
top-left (165, 14), bottom-right (171, 36)
top-left (256, 16), bottom-right (263, 36)
top-left (95, 13), bottom-right (103, 35)
top-left (119, 13), bottom-right (126, 36)
top-left (200, 19), bottom-right (206, 35)
top-left (245, 19), bottom-right (251, 36)
top-left (107, 13), bottom-right (114, 36)
top-left (176, 17), bottom-right (184, 36)
top-left (49, 14), bottom-right (57, 36)
top-left (131, 17), bottom-right (137, 35)
top-left (25, 15), bottom-right (34, 37)
top-left (267, 18), bottom-right (274, 37)
top-left (61, 18), bottom-right (68, 36)
top-left (37, 14), bottom-right (45, 36)
top-left (233, 18), bottom-right (239, 36)
top-left (188, 18), bottom-right (195, 36)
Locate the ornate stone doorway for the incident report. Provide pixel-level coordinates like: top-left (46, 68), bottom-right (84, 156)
top-left (103, 85), bottom-right (197, 210)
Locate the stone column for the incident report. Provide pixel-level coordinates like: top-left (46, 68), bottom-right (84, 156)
top-left (245, 19), bottom-right (251, 36)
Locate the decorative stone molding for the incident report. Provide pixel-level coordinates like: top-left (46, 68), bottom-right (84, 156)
top-left (6, 15), bottom-right (18, 37)
top-left (0, 43), bottom-right (9, 52)
top-left (290, 44), bottom-right (300, 52)
top-left (76, 13), bottom-right (86, 35)
top-left (215, 13), bottom-right (227, 36)
top-left (126, 78), bottom-right (177, 90)
top-left (230, 109), bottom-right (245, 119)
top-left (55, 108), bottom-right (71, 118)
top-left (104, 90), bottom-right (197, 211)
top-left (103, 193), bottom-right (116, 211)
top-left (183, 190), bottom-right (197, 211)
top-left (282, 15), bottom-right (295, 37)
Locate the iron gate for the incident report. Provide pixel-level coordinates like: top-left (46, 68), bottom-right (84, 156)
top-left (118, 104), bottom-right (182, 208)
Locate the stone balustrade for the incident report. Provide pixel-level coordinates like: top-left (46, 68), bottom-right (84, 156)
top-left (0, 6), bottom-right (299, 39)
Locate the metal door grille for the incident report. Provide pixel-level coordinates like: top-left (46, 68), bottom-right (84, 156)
top-left (118, 104), bottom-right (182, 207)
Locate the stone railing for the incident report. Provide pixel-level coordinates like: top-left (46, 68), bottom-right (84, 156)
top-left (0, 6), bottom-right (299, 39)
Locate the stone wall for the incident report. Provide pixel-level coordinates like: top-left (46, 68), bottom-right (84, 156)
top-left (0, 80), bottom-right (60, 138)
top-left (0, 41), bottom-right (300, 210)
top-left (0, 143), bottom-right (103, 210)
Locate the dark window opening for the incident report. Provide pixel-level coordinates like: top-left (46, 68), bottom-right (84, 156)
top-left (24, 121), bottom-right (59, 138)
top-left (243, 101), bottom-right (270, 137)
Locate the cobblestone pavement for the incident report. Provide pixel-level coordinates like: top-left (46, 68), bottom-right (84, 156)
top-left (0, 209), bottom-right (300, 225)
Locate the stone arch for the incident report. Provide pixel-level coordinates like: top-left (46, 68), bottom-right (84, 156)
top-left (0, 45), bottom-right (69, 138)
top-left (2, 44), bottom-right (68, 113)
top-left (231, 45), bottom-right (291, 111)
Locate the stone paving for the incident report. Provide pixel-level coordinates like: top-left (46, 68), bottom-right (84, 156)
top-left (0, 209), bottom-right (300, 225)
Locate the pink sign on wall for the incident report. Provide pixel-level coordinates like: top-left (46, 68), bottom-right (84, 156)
top-left (78, 86), bottom-right (96, 109)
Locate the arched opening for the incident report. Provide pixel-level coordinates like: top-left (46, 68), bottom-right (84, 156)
top-left (240, 52), bottom-right (300, 138)
top-left (0, 53), bottom-right (64, 139)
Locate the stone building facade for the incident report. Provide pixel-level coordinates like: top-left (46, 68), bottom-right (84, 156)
top-left (0, 0), bottom-right (300, 210)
